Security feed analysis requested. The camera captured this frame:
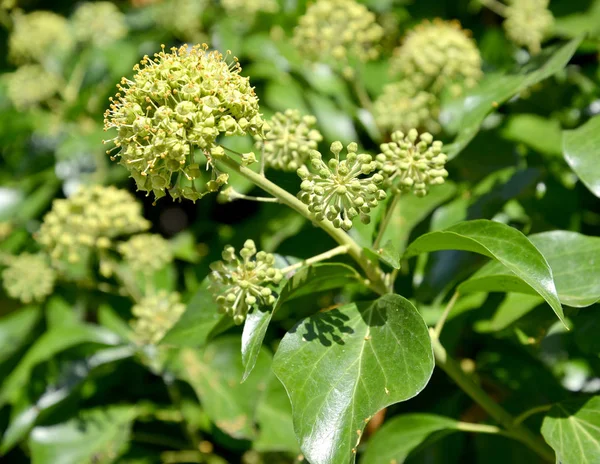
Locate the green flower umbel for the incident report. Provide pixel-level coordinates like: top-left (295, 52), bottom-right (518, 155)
top-left (104, 44), bottom-right (266, 202)
top-left (377, 129), bottom-right (448, 197)
top-left (5, 64), bottom-right (61, 110)
top-left (209, 240), bottom-right (283, 325)
top-left (71, 1), bottom-right (128, 47)
top-left (298, 142), bottom-right (387, 230)
top-left (2, 253), bottom-right (56, 303)
top-left (255, 109), bottom-right (323, 171)
top-left (221, 0), bottom-right (279, 17)
top-left (131, 290), bottom-right (186, 344)
top-left (390, 19), bottom-right (482, 97)
top-left (9, 11), bottom-right (73, 64)
top-left (504, 0), bottom-right (553, 55)
top-left (37, 185), bottom-right (150, 263)
top-left (293, 0), bottom-right (383, 77)
top-left (118, 233), bottom-right (173, 273)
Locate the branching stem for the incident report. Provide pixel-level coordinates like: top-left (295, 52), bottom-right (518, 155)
top-left (374, 192), bottom-right (401, 249)
top-left (280, 245), bottom-right (350, 274)
top-left (514, 404), bottom-right (553, 426)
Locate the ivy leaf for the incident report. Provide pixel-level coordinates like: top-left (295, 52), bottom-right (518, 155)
top-left (474, 293), bottom-right (544, 333)
top-left (29, 405), bottom-right (137, 464)
top-left (361, 414), bottom-right (460, 464)
top-left (176, 337), bottom-right (271, 440)
top-left (272, 294), bottom-right (434, 464)
top-left (161, 278), bottom-right (231, 348)
top-left (459, 231), bottom-right (600, 308)
top-left (564, 114), bottom-right (600, 198)
top-left (403, 220), bottom-right (565, 324)
top-left (241, 263), bottom-right (363, 381)
top-left (0, 324), bottom-right (121, 407)
top-left (541, 396), bottom-right (600, 464)
top-left (0, 305), bottom-right (40, 364)
top-left (441, 37), bottom-right (582, 159)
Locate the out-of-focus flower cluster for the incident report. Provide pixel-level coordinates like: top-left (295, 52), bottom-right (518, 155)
top-left (5, 64), bottom-right (61, 110)
top-left (71, 1), bottom-right (128, 47)
top-left (503, 0), bottom-right (554, 55)
top-left (104, 44), bottom-right (266, 202)
top-left (297, 142), bottom-right (387, 231)
top-left (209, 240), bottom-right (283, 324)
top-left (293, 0), bottom-right (383, 78)
top-left (36, 185), bottom-right (150, 263)
top-left (118, 233), bottom-right (173, 273)
top-left (375, 19), bottom-right (482, 134)
top-left (220, 0), bottom-right (279, 17)
top-left (255, 109), bottom-right (323, 171)
top-left (131, 290), bottom-right (186, 344)
top-left (152, 0), bottom-right (207, 41)
top-left (1, 253), bottom-right (56, 303)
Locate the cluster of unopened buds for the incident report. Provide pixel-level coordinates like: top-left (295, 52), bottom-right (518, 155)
top-left (131, 290), bottom-right (186, 344)
top-left (1, 253), bottom-right (56, 304)
top-left (297, 142), bottom-right (387, 231)
top-left (104, 44), bottom-right (267, 202)
top-left (208, 240), bottom-right (283, 324)
top-left (256, 109), bottom-right (323, 171)
top-left (377, 129), bottom-right (448, 197)
top-left (502, 0), bottom-right (554, 55)
top-left (118, 233), bottom-right (173, 273)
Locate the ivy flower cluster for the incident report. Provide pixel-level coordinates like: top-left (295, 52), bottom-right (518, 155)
top-left (1, 253), bottom-right (56, 304)
top-left (36, 185), bottom-right (150, 263)
top-left (293, 0), bottom-right (383, 78)
top-left (118, 233), bottom-right (173, 273)
top-left (9, 11), bottom-right (73, 64)
top-left (153, 0), bottom-right (207, 41)
top-left (375, 20), bottom-right (482, 134)
top-left (255, 109), bottom-right (323, 171)
top-left (131, 290), bottom-right (186, 344)
top-left (104, 44), bottom-right (267, 202)
top-left (208, 240), bottom-right (283, 325)
top-left (298, 142), bottom-right (387, 231)
top-left (377, 129), bottom-right (448, 197)
top-left (503, 0), bottom-right (554, 55)
top-left (5, 64), bottom-right (61, 110)
top-left (71, 1), bottom-right (128, 47)
top-left (221, 0), bottom-right (279, 17)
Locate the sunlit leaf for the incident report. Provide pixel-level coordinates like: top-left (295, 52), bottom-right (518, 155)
top-left (564, 115), bottom-right (600, 198)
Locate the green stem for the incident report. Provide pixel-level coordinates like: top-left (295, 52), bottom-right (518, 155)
top-left (280, 245), bottom-right (350, 274)
top-left (455, 422), bottom-right (503, 435)
top-left (220, 153), bottom-right (388, 295)
top-left (479, 0), bottom-right (508, 16)
top-left (430, 331), bottom-right (555, 462)
top-left (434, 291), bottom-right (459, 338)
top-left (374, 192), bottom-right (401, 250)
top-left (514, 404), bottom-right (552, 426)
top-left (222, 188), bottom-right (279, 203)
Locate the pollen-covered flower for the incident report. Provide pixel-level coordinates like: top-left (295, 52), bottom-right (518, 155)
top-left (373, 81), bottom-right (441, 134)
top-left (297, 142), bottom-right (387, 231)
top-left (390, 19), bottom-right (482, 97)
top-left (5, 64), bottom-right (61, 110)
top-left (37, 185), bottom-right (150, 263)
top-left (9, 11), bottom-right (73, 64)
top-left (71, 1), bottom-right (128, 47)
top-left (131, 290), bottom-right (185, 344)
top-left (293, 0), bottom-right (383, 77)
top-left (376, 129), bottom-right (448, 197)
top-left (209, 240), bottom-right (283, 325)
top-left (255, 109), bottom-right (323, 171)
top-left (503, 0), bottom-right (554, 55)
top-left (118, 233), bottom-right (173, 273)
top-left (220, 0), bottom-right (279, 16)
top-left (104, 44), bottom-right (266, 202)
top-left (2, 253), bottom-right (56, 303)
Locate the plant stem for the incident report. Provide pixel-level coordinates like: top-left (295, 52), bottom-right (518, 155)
top-left (374, 193), bottom-right (401, 249)
top-left (455, 422), bottom-right (503, 435)
top-left (220, 153), bottom-right (388, 294)
top-left (479, 0), bottom-right (508, 16)
top-left (434, 291), bottom-right (459, 338)
top-left (430, 330), bottom-right (555, 462)
top-left (514, 404), bottom-right (552, 426)
top-left (280, 245), bottom-right (350, 274)
top-left (223, 189), bottom-right (279, 203)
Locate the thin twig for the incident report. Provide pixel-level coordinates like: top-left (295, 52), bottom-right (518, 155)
top-left (280, 245), bottom-right (350, 274)
top-left (514, 404), bottom-right (553, 426)
top-left (434, 291), bottom-right (460, 338)
top-left (374, 193), bottom-right (401, 250)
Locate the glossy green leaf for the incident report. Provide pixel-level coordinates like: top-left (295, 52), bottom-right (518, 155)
top-left (361, 414), bottom-right (459, 464)
top-left (177, 337), bottom-right (271, 440)
top-left (501, 114), bottom-right (563, 157)
top-left (241, 263), bottom-right (363, 381)
top-left (253, 374), bottom-right (299, 453)
top-left (29, 405), bottom-right (137, 464)
top-left (564, 115), bottom-right (600, 198)
top-left (441, 37), bottom-right (582, 159)
top-left (474, 293), bottom-right (544, 333)
top-left (272, 294), bottom-right (434, 464)
top-left (0, 306), bottom-right (40, 364)
top-left (460, 231), bottom-right (600, 308)
top-left (1, 346), bottom-right (134, 454)
top-left (541, 396), bottom-right (600, 464)
top-left (404, 220), bottom-right (564, 323)
top-left (161, 278), bottom-right (228, 347)
top-left (574, 309), bottom-right (600, 356)
top-left (0, 324), bottom-right (121, 406)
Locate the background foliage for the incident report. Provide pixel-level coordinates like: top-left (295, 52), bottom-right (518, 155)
top-left (1, 0), bottom-right (600, 463)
